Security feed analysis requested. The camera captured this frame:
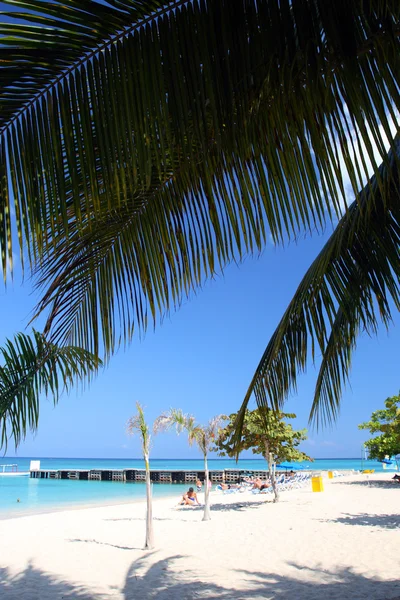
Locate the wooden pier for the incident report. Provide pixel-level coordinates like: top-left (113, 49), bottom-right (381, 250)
top-left (30, 468), bottom-right (271, 484)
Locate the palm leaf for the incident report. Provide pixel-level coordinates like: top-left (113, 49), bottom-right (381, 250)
top-left (154, 408), bottom-right (224, 453)
top-left (127, 401), bottom-right (151, 456)
top-left (0, 1), bottom-right (399, 426)
top-left (236, 135), bottom-right (400, 431)
top-left (0, 330), bottom-right (100, 450)
top-left (0, 1), bottom-right (399, 296)
top-left (154, 408), bottom-right (194, 436)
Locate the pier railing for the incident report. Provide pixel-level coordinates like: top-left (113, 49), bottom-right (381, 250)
top-left (30, 467), bottom-right (272, 483)
top-left (0, 464), bottom-right (18, 473)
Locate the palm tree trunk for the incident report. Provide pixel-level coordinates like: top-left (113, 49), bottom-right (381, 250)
top-left (268, 451), bottom-right (279, 503)
top-left (144, 454), bottom-right (154, 549)
top-left (202, 453), bottom-right (211, 521)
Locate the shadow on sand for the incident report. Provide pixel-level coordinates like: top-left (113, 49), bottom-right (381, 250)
top-left (319, 512), bottom-right (400, 530)
top-left (0, 562), bottom-right (95, 599)
top-left (103, 499), bottom-right (267, 523)
top-left (335, 479), bottom-right (400, 490)
top-left (206, 498), bottom-right (269, 512)
top-left (2, 557), bottom-right (400, 599)
top-left (67, 537), bottom-right (142, 550)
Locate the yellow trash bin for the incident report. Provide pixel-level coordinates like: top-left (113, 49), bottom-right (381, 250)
top-left (311, 476), bottom-right (324, 492)
top-left (328, 471), bottom-right (333, 479)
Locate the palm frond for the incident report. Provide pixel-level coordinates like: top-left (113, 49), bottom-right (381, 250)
top-left (1, 1), bottom-right (400, 428)
top-left (0, 329), bottom-right (100, 450)
top-left (127, 401), bottom-right (150, 454)
top-left (154, 408), bottom-right (223, 452)
top-left (153, 408), bottom-right (192, 435)
top-left (33, 152), bottom-right (272, 355)
top-left (237, 134), bottom-right (400, 428)
top-left (0, 1), bottom-right (398, 361)
top-left (189, 415), bottom-right (225, 453)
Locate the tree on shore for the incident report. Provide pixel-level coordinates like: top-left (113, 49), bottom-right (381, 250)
top-left (0, 2), bottom-right (399, 439)
top-left (358, 394), bottom-right (400, 461)
top-left (214, 408), bottom-right (311, 502)
top-left (154, 410), bottom-right (225, 521)
top-left (127, 403), bottom-right (154, 550)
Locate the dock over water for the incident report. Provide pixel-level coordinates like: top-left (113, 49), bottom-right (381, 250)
top-left (30, 468), bottom-right (271, 483)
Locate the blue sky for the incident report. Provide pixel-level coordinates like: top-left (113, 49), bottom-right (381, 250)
top-left (1, 0), bottom-right (398, 463)
top-left (3, 224), bottom-right (399, 461)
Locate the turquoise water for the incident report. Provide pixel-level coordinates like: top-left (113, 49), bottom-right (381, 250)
top-left (0, 456), bottom-right (385, 473)
top-left (0, 457), bottom-right (387, 518)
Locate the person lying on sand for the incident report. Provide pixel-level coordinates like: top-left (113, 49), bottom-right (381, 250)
top-left (179, 487), bottom-right (200, 506)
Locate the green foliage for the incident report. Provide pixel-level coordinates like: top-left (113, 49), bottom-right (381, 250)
top-left (358, 394), bottom-right (400, 460)
top-left (0, 330), bottom-right (100, 450)
top-left (0, 1), bottom-right (399, 427)
top-left (214, 407), bottom-right (311, 465)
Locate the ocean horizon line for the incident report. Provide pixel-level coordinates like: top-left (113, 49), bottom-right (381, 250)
top-left (3, 456), bottom-right (365, 461)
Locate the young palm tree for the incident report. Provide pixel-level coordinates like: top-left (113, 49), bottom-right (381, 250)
top-left (154, 410), bottom-right (225, 521)
top-left (0, 1), bottom-right (399, 436)
top-left (127, 403), bottom-right (154, 550)
top-left (0, 330), bottom-right (100, 450)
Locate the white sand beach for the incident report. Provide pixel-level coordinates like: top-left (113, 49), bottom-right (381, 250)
top-left (0, 473), bottom-right (399, 599)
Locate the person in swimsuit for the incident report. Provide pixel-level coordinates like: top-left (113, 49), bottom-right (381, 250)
top-left (218, 483), bottom-right (232, 490)
top-left (252, 478), bottom-right (263, 490)
top-left (196, 479), bottom-right (202, 492)
top-left (260, 482), bottom-right (271, 490)
top-left (179, 487), bottom-right (199, 506)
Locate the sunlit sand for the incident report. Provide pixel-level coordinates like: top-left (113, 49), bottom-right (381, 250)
top-left (0, 473), bottom-right (399, 599)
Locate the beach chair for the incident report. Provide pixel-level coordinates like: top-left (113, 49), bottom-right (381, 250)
top-left (259, 486), bottom-right (273, 495)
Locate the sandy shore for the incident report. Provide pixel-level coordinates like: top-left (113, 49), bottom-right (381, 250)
top-left (0, 473), bottom-right (399, 599)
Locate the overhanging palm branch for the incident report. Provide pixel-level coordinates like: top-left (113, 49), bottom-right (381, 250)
top-left (0, 0), bottom-right (399, 360)
top-left (0, 330), bottom-right (100, 450)
top-left (32, 152), bottom-right (272, 355)
top-left (0, 0), bottom-right (399, 428)
top-left (236, 135), bottom-right (400, 433)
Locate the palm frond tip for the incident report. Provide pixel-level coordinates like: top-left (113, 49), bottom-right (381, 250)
top-left (238, 135), bottom-right (400, 428)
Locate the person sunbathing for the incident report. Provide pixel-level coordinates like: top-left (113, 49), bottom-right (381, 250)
top-left (218, 482), bottom-right (241, 490)
top-left (179, 487), bottom-right (200, 506)
top-left (260, 481), bottom-right (271, 490)
top-left (252, 478), bottom-right (263, 490)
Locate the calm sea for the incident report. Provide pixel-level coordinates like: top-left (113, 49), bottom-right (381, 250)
top-left (0, 457), bottom-right (389, 519)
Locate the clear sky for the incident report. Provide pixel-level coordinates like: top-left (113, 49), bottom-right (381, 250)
top-left (2, 222), bottom-right (399, 461)
top-left (1, 8), bottom-right (398, 462)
